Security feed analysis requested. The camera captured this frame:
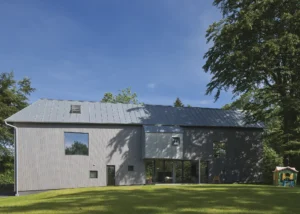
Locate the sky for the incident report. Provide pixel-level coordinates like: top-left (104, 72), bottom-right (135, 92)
top-left (0, 0), bottom-right (234, 108)
top-left (64, 132), bottom-right (88, 148)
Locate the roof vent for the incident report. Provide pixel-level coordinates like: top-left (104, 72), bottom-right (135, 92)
top-left (70, 105), bottom-right (81, 114)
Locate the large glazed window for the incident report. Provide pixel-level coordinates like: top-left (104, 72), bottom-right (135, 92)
top-left (213, 142), bottom-right (226, 158)
top-left (64, 132), bottom-right (89, 155)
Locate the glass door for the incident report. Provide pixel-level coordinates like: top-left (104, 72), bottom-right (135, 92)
top-left (200, 161), bottom-right (209, 183)
top-left (164, 160), bottom-right (173, 183)
top-left (107, 165), bottom-right (115, 186)
top-left (155, 160), bottom-right (164, 183)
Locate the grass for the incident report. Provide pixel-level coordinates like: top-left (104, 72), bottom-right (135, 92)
top-left (0, 184), bottom-right (299, 214)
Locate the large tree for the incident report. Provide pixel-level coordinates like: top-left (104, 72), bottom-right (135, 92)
top-left (101, 87), bottom-right (140, 104)
top-left (203, 0), bottom-right (300, 165)
top-left (0, 72), bottom-right (35, 171)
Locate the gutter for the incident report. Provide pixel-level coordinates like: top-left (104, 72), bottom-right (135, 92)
top-left (4, 120), bottom-right (19, 196)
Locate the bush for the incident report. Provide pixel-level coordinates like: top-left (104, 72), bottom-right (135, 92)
top-left (262, 144), bottom-right (283, 184)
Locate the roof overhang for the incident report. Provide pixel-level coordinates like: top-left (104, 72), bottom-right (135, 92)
top-left (143, 125), bottom-right (183, 133)
top-left (273, 166), bottom-right (298, 172)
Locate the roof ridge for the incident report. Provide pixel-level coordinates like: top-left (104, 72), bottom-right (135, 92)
top-left (39, 98), bottom-right (234, 111)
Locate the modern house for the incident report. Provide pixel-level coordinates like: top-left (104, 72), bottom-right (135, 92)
top-left (5, 99), bottom-right (264, 194)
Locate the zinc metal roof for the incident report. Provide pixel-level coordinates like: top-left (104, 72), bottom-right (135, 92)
top-left (5, 99), bottom-right (264, 128)
top-left (143, 125), bottom-right (184, 133)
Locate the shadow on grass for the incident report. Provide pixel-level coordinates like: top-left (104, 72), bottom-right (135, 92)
top-left (0, 185), bottom-right (299, 214)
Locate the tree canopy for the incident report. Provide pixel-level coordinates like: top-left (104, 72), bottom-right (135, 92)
top-left (0, 72), bottom-right (35, 152)
top-left (204, 0), bottom-right (300, 165)
top-left (65, 141), bottom-right (88, 155)
top-left (101, 87), bottom-right (140, 104)
top-left (0, 71), bottom-right (35, 175)
top-left (174, 97), bottom-right (184, 107)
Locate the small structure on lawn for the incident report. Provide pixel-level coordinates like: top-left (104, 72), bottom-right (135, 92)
top-left (273, 166), bottom-right (298, 187)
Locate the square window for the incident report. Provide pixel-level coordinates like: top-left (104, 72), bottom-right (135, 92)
top-left (90, 171), bottom-right (98, 178)
top-left (65, 132), bottom-right (89, 155)
top-left (128, 165), bottom-right (134, 171)
top-left (172, 137), bottom-right (180, 146)
top-left (70, 105), bottom-right (81, 114)
top-left (213, 142), bottom-right (226, 158)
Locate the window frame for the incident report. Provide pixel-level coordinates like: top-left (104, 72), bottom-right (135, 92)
top-left (213, 141), bottom-right (226, 158)
top-left (70, 105), bottom-right (81, 114)
top-left (90, 170), bottom-right (98, 179)
top-left (128, 165), bottom-right (134, 172)
top-left (64, 132), bottom-right (89, 156)
top-left (172, 137), bottom-right (180, 146)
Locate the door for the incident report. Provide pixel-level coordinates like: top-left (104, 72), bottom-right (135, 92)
top-left (200, 161), bottom-right (209, 183)
top-left (107, 165), bottom-right (115, 186)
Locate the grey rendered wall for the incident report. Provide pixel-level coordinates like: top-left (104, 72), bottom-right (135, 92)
top-left (16, 123), bottom-right (145, 191)
top-left (183, 127), bottom-right (263, 183)
top-left (144, 133), bottom-right (183, 159)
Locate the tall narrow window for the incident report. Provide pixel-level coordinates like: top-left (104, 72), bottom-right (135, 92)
top-left (213, 142), bottom-right (226, 158)
top-left (64, 132), bottom-right (89, 155)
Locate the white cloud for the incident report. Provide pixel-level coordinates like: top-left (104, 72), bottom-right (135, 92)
top-left (147, 83), bottom-right (156, 89)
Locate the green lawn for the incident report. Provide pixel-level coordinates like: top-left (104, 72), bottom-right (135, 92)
top-left (0, 185), bottom-right (299, 214)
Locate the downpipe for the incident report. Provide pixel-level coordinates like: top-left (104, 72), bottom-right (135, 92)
top-left (4, 120), bottom-right (19, 196)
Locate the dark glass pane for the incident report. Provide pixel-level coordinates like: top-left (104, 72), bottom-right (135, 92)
top-left (200, 161), bottom-right (209, 183)
top-left (155, 160), bottom-right (164, 183)
top-left (107, 166), bottom-right (115, 186)
top-left (183, 161), bottom-right (192, 183)
top-left (145, 160), bottom-right (154, 183)
top-left (128, 165), bottom-right (134, 171)
top-left (191, 161), bottom-right (199, 183)
top-left (175, 161), bottom-right (183, 183)
top-left (164, 161), bottom-right (173, 183)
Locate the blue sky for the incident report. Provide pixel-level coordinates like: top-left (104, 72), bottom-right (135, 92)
top-left (0, 0), bottom-right (233, 108)
top-left (64, 132), bottom-right (88, 148)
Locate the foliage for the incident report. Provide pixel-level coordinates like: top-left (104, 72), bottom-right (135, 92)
top-left (0, 71), bottom-right (35, 177)
top-left (204, 0), bottom-right (300, 164)
top-left (0, 150), bottom-right (14, 173)
top-left (173, 97), bottom-right (184, 107)
top-left (0, 185), bottom-right (300, 213)
top-left (0, 72), bottom-right (35, 148)
top-left (101, 87), bottom-right (140, 104)
top-left (65, 142), bottom-right (88, 155)
top-left (262, 144), bottom-right (283, 184)
top-left (0, 170), bottom-right (13, 185)
top-left (222, 92), bottom-right (252, 110)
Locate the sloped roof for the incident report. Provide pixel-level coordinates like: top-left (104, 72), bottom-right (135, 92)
top-left (5, 99), bottom-right (264, 128)
top-left (273, 166), bottom-right (298, 172)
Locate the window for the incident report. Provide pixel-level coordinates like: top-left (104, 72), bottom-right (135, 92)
top-left (128, 165), bottom-right (134, 171)
top-left (213, 142), bottom-right (226, 158)
top-left (70, 105), bottom-right (81, 114)
top-left (90, 171), bottom-right (98, 178)
top-left (64, 132), bottom-right (89, 155)
top-left (172, 137), bottom-right (180, 146)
